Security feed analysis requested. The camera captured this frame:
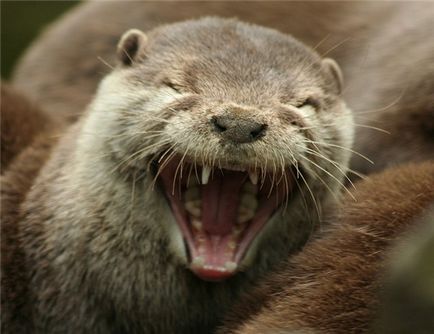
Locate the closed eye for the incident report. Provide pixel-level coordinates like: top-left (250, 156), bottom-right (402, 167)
top-left (162, 80), bottom-right (183, 93)
top-left (296, 97), bottom-right (320, 110)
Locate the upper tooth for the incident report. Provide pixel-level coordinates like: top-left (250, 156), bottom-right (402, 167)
top-left (201, 166), bottom-right (211, 184)
top-left (248, 170), bottom-right (258, 185)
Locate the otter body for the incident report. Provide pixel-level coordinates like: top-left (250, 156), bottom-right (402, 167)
top-left (220, 162), bottom-right (434, 334)
top-left (2, 18), bottom-right (352, 333)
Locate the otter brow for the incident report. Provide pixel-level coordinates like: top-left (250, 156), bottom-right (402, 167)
top-left (166, 95), bottom-right (199, 112)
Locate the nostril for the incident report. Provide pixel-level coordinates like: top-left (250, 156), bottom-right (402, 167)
top-left (250, 124), bottom-right (267, 140)
top-left (211, 116), bottom-right (227, 132)
top-left (211, 115), bottom-right (267, 143)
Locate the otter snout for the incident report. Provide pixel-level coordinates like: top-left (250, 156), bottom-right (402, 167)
top-left (211, 115), bottom-right (268, 144)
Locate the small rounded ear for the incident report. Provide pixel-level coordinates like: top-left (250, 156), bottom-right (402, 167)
top-left (117, 29), bottom-right (148, 66)
top-left (322, 58), bottom-right (343, 94)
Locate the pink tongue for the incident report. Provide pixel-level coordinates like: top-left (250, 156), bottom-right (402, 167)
top-left (189, 170), bottom-right (247, 281)
top-left (201, 170), bottom-right (246, 235)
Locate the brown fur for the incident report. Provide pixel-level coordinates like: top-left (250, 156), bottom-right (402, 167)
top-left (12, 2), bottom-right (434, 175)
top-left (1, 132), bottom-right (59, 333)
top-left (374, 207), bottom-right (434, 334)
top-left (5, 2), bottom-right (434, 333)
top-left (219, 161), bottom-right (434, 334)
top-left (11, 1), bottom-right (388, 123)
top-left (0, 107), bottom-right (59, 333)
top-left (2, 18), bottom-right (352, 333)
top-left (1, 83), bottom-right (61, 332)
top-left (345, 5), bottom-right (434, 175)
top-left (0, 82), bottom-right (58, 171)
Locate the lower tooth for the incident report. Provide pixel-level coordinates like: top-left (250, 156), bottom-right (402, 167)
top-left (192, 257), bottom-right (205, 267)
top-left (191, 219), bottom-right (202, 230)
top-left (233, 226), bottom-right (242, 236)
top-left (238, 208), bottom-right (255, 223)
top-left (228, 241), bottom-right (237, 250)
top-left (185, 200), bottom-right (201, 218)
top-left (224, 261), bottom-right (237, 272)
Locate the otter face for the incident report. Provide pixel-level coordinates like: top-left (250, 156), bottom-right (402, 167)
top-left (89, 18), bottom-right (353, 281)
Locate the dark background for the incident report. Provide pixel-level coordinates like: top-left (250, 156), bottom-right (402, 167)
top-left (1, 1), bottom-right (79, 79)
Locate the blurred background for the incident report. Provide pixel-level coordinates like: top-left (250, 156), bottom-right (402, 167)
top-left (1, 0), bottom-right (79, 79)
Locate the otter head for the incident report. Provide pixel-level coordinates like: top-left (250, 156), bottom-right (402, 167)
top-left (88, 18), bottom-right (353, 281)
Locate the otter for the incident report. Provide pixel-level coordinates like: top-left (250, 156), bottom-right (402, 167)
top-left (1, 82), bottom-right (61, 333)
top-left (12, 1), bottom-right (434, 175)
top-left (219, 161), bottom-right (434, 334)
top-left (0, 83), bottom-right (59, 171)
top-left (2, 18), bottom-right (352, 333)
top-left (374, 207), bottom-right (434, 334)
top-left (6, 2), bottom-right (434, 332)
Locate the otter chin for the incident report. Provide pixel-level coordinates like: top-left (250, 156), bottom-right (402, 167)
top-left (156, 154), bottom-right (297, 280)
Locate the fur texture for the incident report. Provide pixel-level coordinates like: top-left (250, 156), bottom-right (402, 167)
top-left (219, 162), bottom-right (434, 334)
top-left (2, 18), bottom-right (352, 333)
top-left (4, 2), bottom-right (434, 333)
top-left (374, 207), bottom-right (434, 334)
top-left (0, 82), bottom-right (58, 171)
top-left (1, 85), bottom-right (60, 332)
top-left (12, 2), bottom-right (434, 175)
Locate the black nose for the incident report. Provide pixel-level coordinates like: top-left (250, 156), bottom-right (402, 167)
top-left (211, 116), bottom-right (268, 143)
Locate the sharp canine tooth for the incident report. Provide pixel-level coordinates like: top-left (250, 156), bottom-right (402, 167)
top-left (201, 166), bottom-right (211, 184)
top-left (248, 170), bottom-right (258, 185)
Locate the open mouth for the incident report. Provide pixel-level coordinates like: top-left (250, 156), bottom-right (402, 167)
top-left (154, 153), bottom-right (296, 281)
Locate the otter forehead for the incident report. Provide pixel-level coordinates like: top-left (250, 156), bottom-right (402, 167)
top-left (129, 18), bottom-right (328, 103)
